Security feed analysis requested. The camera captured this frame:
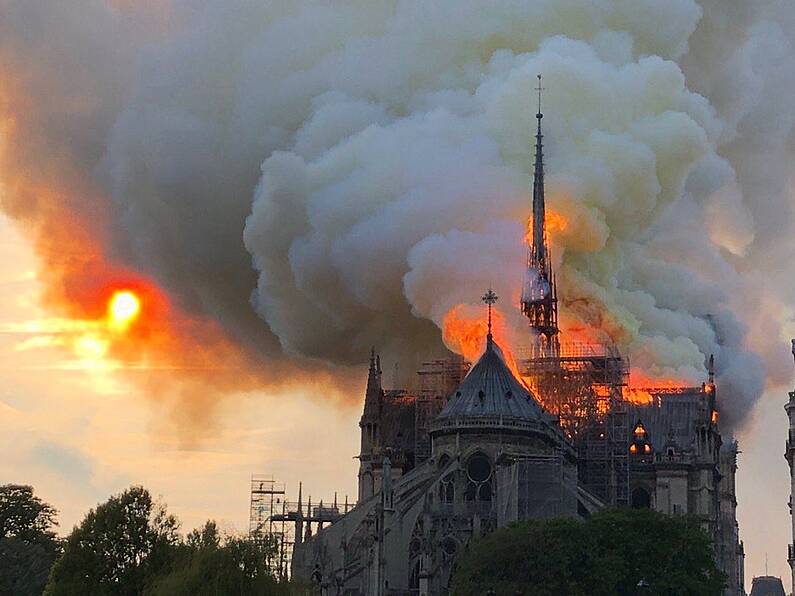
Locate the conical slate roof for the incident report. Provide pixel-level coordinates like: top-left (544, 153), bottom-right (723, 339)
top-left (436, 337), bottom-right (551, 423)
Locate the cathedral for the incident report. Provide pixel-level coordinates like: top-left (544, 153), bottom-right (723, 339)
top-left (291, 83), bottom-right (745, 595)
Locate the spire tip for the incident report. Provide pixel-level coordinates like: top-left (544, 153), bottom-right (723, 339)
top-left (482, 287), bottom-right (499, 343)
top-left (535, 74), bottom-right (544, 120)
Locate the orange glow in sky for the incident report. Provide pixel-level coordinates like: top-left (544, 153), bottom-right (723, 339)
top-left (108, 290), bottom-right (141, 331)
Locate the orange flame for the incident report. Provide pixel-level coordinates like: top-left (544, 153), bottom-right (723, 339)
top-left (441, 304), bottom-right (526, 386)
top-left (624, 369), bottom-right (696, 406)
top-left (624, 388), bottom-right (654, 406)
top-left (442, 305), bottom-right (489, 363)
top-left (525, 209), bottom-right (569, 245)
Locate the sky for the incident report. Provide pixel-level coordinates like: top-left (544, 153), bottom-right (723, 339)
top-left (3, 1), bottom-right (795, 592)
top-left (0, 213), bottom-right (360, 536)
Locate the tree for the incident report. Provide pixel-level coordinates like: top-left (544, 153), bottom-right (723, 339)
top-left (43, 486), bottom-right (179, 596)
top-left (144, 521), bottom-right (289, 596)
top-left (185, 520), bottom-right (221, 551)
top-left (0, 484), bottom-right (61, 596)
top-left (450, 508), bottom-right (726, 596)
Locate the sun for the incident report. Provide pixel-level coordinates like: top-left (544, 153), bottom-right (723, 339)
top-left (108, 290), bottom-right (141, 330)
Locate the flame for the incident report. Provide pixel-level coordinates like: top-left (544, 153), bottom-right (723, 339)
top-left (442, 305), bottom-right (489, 363)
top-left (629, 368), bottom-right (686, 390)
top-left (546, 210), bottom-right (569, 236)
top-left (623, 369), bottom-right (697, 406)
top-left (441, 304), bottom-right (527, 386)
top-left (525, 209), bottom-right (569, 245)
top-left (625, 388), bottom-right (654, 405)
top-left (557, 319), bottom-right (608, 345)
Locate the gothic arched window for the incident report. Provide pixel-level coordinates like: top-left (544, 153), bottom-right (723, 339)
top-left (478, 481), bottom-right (492, 502)
top-left (439, 475), bottom-right (455, 503)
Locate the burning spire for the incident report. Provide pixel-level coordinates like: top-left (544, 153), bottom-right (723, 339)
top-left (521, 74), bottom-right (559, 354)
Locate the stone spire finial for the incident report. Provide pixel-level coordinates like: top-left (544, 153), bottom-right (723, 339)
top-left (365, 346), bottom-right (382, 400)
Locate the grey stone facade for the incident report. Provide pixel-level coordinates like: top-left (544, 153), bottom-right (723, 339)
top-left (625, 388), bottom-right (745, 595)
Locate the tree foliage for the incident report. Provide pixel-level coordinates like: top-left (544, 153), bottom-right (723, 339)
top-left (450, 508), bottom-right (726, 596)
top-left (145, 521), bottom-right (289, 596)
top-left (42, 488), bottom-right (290, 596)
top-left (43, 486), bottom-right (179, 596)
top-left (0, 485), bottom-right (61, 596)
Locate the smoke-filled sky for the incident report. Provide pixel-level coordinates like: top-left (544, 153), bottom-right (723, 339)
top-left (2, 0), bottom-right (795, 588)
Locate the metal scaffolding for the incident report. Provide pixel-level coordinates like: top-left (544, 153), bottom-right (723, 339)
top-left (248, 476), bottom-right (355, 579)
top-left (414, 355), bottom-right (470, 462)
top-left (519, 341), bottom-right (630, 507)
top-left (248, 475), bottom-right (292, 578)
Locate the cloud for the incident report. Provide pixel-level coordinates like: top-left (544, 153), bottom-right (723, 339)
top-left (29, 440), bottom-right (95, 485)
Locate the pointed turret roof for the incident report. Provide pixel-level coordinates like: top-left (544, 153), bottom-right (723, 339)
top-left (362, 347), bottom-right (382, 421)
top-left (435, 338), bottom-right (551, 423)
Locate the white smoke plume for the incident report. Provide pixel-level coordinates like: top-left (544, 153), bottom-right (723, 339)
top-left (3, 0), bottom-right (795, 431)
